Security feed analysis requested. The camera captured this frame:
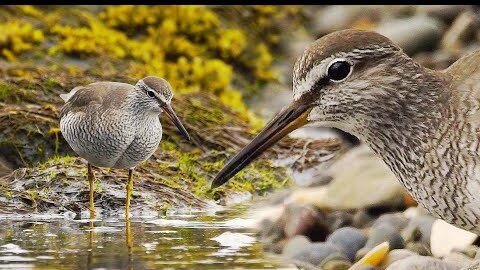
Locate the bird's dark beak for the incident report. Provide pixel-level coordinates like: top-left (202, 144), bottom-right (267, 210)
top-left (211, 99), bottom-right (312, 188)
top-left (163, 104), bottom-right (191, 141)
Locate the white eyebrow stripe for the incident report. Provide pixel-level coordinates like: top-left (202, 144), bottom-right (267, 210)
top-left (292, 45), bottom-right (398, 101)
top-left (293, 63), bottom-right (326, 101)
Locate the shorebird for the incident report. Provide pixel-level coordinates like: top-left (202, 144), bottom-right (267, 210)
top-left (212, 29), bottom-right (480, 234)
top-left (60, 76), bottom-right (190, 217)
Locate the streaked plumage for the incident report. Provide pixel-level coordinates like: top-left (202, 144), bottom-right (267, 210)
top-left (60, 76), bottom-right (189, 217)
top-left (212, 29), bottom-right (480, 234)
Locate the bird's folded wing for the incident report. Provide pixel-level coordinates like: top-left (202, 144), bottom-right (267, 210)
top-left (59, 82), bottom-right (133, 118)
top-left (443, 50), bottom-right (480, 126)
top-left (444, 50), bottom-right (480, 95)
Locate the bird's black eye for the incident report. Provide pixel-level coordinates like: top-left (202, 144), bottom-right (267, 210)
top-left (327, 60), bottom-right (352, 82)
top-left (147, 90), bottom-right (155, 98)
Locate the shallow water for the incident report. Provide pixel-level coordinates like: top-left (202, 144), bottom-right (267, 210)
top-left (0, 205), bottom-right (294, 269)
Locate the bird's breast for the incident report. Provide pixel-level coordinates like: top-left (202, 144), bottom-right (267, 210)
top-left (113, 115), bottom-right (162, 169)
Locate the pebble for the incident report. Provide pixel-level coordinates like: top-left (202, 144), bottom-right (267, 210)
top-left (430, 219), bottom-right (478, 258)
top-left (385, 255), bottom-right (459, 270)
top-left (351, 242), bottom-right (390, 269)
top-left (375, 15), bottom-right (445, 55)
top-left (405, 242), bottom-right (432, 256)
top-left (311, 6), bottom-right (381, 35)
top-left (381, 249), bottom-right (418, 269)
top-left (283, 203), bottom-right (329, 241)
top-left (258, 217), bottom-right (285, 244)
top-left (373, 213), bottom-right (409, 231)
top-left (401, 215), bottom-right (435, 246)
top-left (462, 259), bottom-right (480, 270)
top-left (290, 145), bottom-right (406, 211)
top-left (319, 254), bottom-right (352, 270)
top-left (326, 211), bottom-right (354, 232)
top-left (282, 235), bottom-right (311, 259)
top-left (441, 10), bottom-right (480, 52)
top-left (352, 210), bottom-right (375, 228)
top-left (443, 252), bottom-right (474, 269)
top-left (296, 242), bottom-right (343, 266)
top-left (353, 266), bottom-right (379, 270)
top-left (416, 5), bottom-right (470, 22)
top-left (357, 223), bottom-right (405, 259)
top-left (327, 227), bottom-right (368, 262)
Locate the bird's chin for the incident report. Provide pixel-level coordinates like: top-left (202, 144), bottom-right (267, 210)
top-left (147, 107), bottom-right (162, 115)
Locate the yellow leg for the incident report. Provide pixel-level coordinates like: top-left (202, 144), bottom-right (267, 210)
top-left (125, 168), bottom-right (134, 218)
top-left (126, 217), bottom-right (133, 257)
top-left (87, 163), bottom-right (96, 218)
top-left (88, 219), bottom-right (94, 269)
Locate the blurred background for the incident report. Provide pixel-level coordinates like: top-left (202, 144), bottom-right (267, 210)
top-left (0, 5), bottom-right (480, 270)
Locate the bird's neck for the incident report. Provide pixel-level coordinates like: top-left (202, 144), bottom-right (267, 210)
top-left (127, 92), bottom-right (161, 119)
top-left (359, 66), bottom-right (451, 190)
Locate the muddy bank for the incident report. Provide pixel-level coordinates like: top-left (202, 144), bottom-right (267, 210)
top-left (0, 66), bottom-right (341, 214)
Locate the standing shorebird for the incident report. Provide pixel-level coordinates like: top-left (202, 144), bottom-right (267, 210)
top-left (212, 29), bottom-right (480, 234)
top-left (60, 76), bottom-right (190, 217)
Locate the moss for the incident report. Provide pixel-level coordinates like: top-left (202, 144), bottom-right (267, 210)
top-left (0, 82), bottom-right (13, 102)
top-left (0, 5), bottom-right (308, 127)
top-left (0, 19), bottom-right (45, 61)
top-left (0, 6), bottom-right (331, 213)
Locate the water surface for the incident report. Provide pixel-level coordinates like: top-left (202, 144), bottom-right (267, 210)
top-left (0, 205), bottom-right (294, 269)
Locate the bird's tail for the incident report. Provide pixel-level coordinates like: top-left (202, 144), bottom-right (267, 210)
top-left (60, 86), bottom-right (82, 102)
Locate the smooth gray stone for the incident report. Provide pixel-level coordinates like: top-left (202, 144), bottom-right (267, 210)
top-left (375, 16), bottom-right (445, 55)
top-left (327, 226), bottom-right (368, 261)
top-left (386, 255), bottom-right (459, 270)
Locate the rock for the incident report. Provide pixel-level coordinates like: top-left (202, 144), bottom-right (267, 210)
top-left (430, 219), bottom-right (478, 258)
top-left (354, 266), bottom-right (379, 270)
top-left (441, 10), bottom-right (480, 52)
top-left (289, 145), bottom-right (407, 211)
top-left (353, 266), bottom-right (379, 270)
top-left (386, 255), bottom-right (459, 270)
top-left (249, 82), bottom-right (291, 120)
top-left (443, 252), bottom-right (474, 269)
top-left (353, 210), bottom-right (376, 228)
top-left (403, 207), bottom-right (427, 219)
top-left (401, 215), bottom-right (435, 246)
top-left (405, 242), bottom-right (431, 256)
top-left (357, 224), bottom-right (405, 259)
top-left (373, 213), bottom-right (409, 231)
top-left (351, 242), bottom-right (390, 269)
top-left (456, 245), bottom-right (478, 259)
top-left (326, 211), bottom-right (354, 232)
top-left (0, 157), bottom-right (12, 177)
top-left (462, 259), bottom-right (480, 270)
top-left (375, 16), bottom-right (445, 55)
top-left (413, 51), bottom-right (460, 70)
top-left (416, 5), bottom-right (470, 22)
top-left (474, 248), bottom-right (480, 260)
top-left (311, 6), bottom-right (382, 35)
top-left (319, 253), bottom-right (352, 270)
top-left (292, 242), bottom-right (343, 266)
top-left (258, 218), bottom-right (285, 245)
top-left (283, 203), bottom-right (329, 241)
top-left (381, 249), bottom-right (418, 269)
top-left (282, 235), bottom-right (312, 259)
top-left (327, 227), bottom-right (368, 262)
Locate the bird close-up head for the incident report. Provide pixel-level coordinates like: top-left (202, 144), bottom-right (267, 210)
top-left (136, 76), bottom-right (173, 112)
top-left (136, 76), bottom-right (190, 141)
top-left (211, 29), bottom-right (448, 188)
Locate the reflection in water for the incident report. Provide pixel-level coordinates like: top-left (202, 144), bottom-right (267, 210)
top-left (0, 205), bottom-right (295, 269)
top-left (126, 217), bottom-right (133, 269)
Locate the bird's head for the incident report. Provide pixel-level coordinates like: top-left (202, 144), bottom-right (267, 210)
top-left (211, 29), bottom-right (426, 188)
top-left (135, 76), bottom-right (190, 141)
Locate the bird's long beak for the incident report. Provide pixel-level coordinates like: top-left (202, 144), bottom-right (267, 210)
top-left (163, 104), bottom-right (191, 141)
top-left (211, 99), bottom-right (312, 188)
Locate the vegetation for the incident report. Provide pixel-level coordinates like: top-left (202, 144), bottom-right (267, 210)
top-left (0, 6), bottom-right (339, 213)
